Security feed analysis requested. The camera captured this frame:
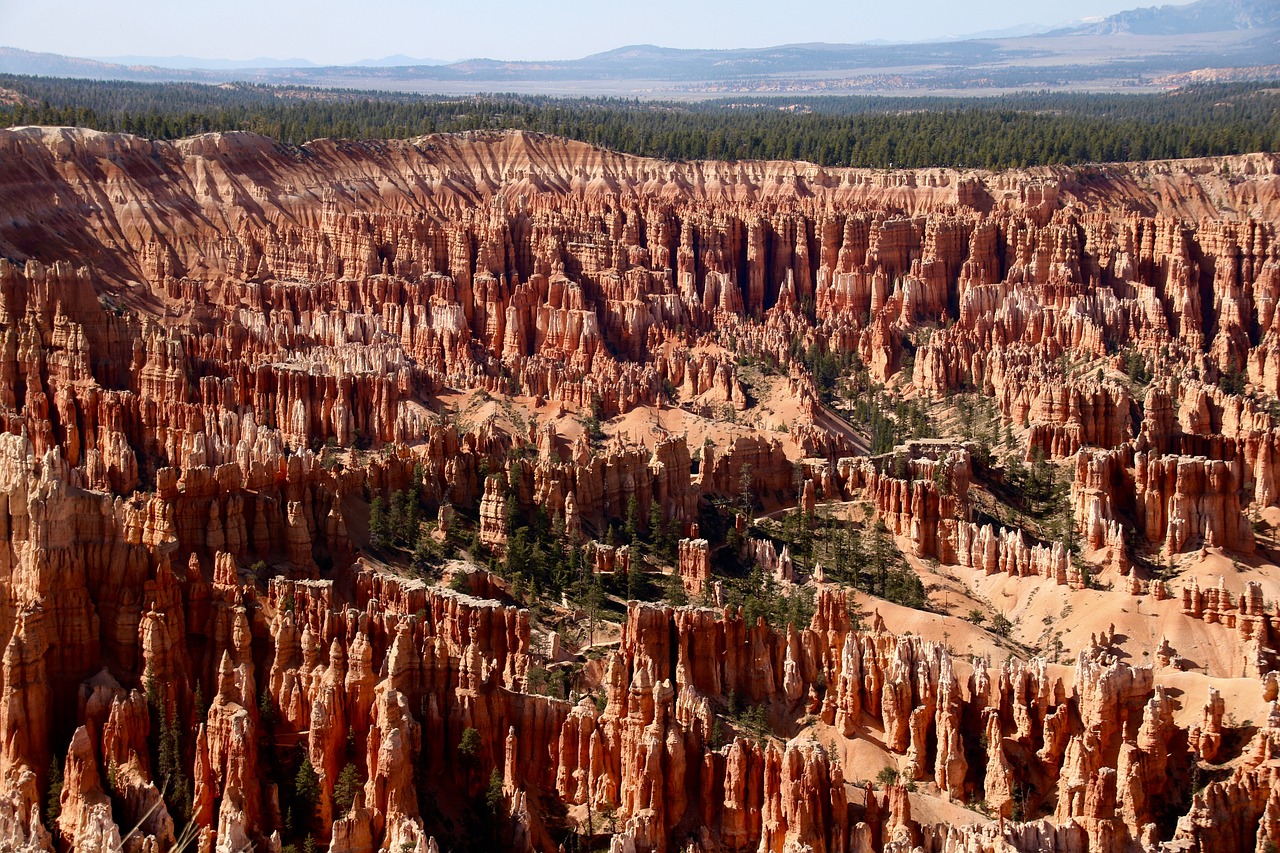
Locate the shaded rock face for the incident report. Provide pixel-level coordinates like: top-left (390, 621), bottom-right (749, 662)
top-left (0, 127), bottom-right (1275, 851)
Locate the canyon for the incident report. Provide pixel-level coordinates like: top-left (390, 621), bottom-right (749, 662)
top-left (0, 126), bottom-right (1276, 852)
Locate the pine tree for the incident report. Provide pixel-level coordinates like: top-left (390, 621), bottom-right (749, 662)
top-left (648, 498), bottom-right (666, 555)
top-left (294, 756), bottom-right (321, 831)
top-left (624, 495), bottom-right (640, 550)
top-left (626, 564), bottom-right (642, 602)
top-left (259, 688), bottom-right (278, 728)
top-left (388, 489), bottom-right (411, 547)
top-left (368, 495), bottom-right (389, 549)
top-left (664, 570), bottom-right (688, 606)
top-left (846, 524), bottom-right (867, 588)
top-left (933, 455), bottom-right (951, 496)
top-left (45, 758), bottom-right (62, 827)
top-left (738, 463), bottom-right (755, 518)
top-left (333, 762), bottom-right (362, 817)
top-left (159, 708), bottom-right (191, 825)
top-left (485, 768), bottom-right (505, 814)
top-left (583, 576), bottom-right (604, 645)
top-left (870, 520), bottom-right (894, 597)
top-left (459, 727), bottom-right (482, 758)
top-left (410, 462), bottom-right (425, 505)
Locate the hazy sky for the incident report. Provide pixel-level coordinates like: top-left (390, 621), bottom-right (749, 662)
top-left (1, 0), bottom-right (1159, 63)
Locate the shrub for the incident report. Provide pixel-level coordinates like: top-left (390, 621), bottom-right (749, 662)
top-left (876, 766), bottom-right (900, 787)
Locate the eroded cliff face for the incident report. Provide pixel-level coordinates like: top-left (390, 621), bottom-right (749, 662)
top-left (0, 127), bottom-right (1276, 851)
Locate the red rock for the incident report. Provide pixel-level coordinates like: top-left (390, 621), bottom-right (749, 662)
top-left (0, 126), bottom-right (1276, 853)
top-left (676, 538), bottom-right (710, 597)
top-left (57, 726), bottom-right (121, 852)
top-left (1191, 686), bottom-right (1227, 762)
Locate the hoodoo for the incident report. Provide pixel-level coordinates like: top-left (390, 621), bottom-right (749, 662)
top-left (0, 125), bottom-right (1276, 852)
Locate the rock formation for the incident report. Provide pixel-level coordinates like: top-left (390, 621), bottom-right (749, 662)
top-left (0, 126), bottom-right (1275, 851)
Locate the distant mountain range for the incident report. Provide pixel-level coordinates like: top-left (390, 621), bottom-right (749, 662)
top-left (2, 0), bottom-right (1276, 97)
top-left (83, 53), bottom-right (451, 70)
top-left (86, 55), bottom-right (323, 70)
top-left (1064, 0), bottom-right (1280, 34)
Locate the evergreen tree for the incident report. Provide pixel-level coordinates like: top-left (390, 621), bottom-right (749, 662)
top-left (664, 570), bottom-right (688, 606)
top-left (333, 762), bottom-right (362, 817)
top-left (259, 687), bottom-right (278, 728)
top-left (159, 708), bottom-right (191, 826)
top-left (459, 727), bottom-right (482, 758)
top-left (648, 498), bottom-right (666, 556)
top-left (485, 769), bottom-right (505, 814)
top-left (738, 463), bottom-right (755, 518)
top-left (294, 756), bottom-right (321, 831)
top-left (45, 758), bottom-right (62, 827)
top-left (368, 495), bottom-right (389, 549)
top-left (626, 563), bottom-right (642, 602)
top-left (870, 520), bottom-right (894, 597)
top-left (1006, 442), bottom-right (1029, 497)
top-left (933, 455), bottom-right (952, 496)
top-left (2, 78), bottom-right (1270, 168)
top-left (410, 462), bottom-right (425, 504)
top-left (846, 524), bottom-right (867, 587)
top-left (582, 575), bottom-right (604, 645)
top-left (624, 495), bottom-right (640, 550)
top-left (389, 489), bottom-right (419, 548)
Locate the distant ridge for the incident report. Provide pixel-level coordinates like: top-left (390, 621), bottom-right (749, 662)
top-left (351, 55), bottom-right (450, 67)
top-left (0, 47), bottom-right (175, 80)
top-left (1, 0), bottom-right (1277, 97)
top-left (1063, 0), bottom-right (1280, 35)
top-left (88, 54), bottom-right (320, 70)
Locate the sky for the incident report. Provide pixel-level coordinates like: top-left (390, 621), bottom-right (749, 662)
top-left (0, 0), bottom-right (1161, 64)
